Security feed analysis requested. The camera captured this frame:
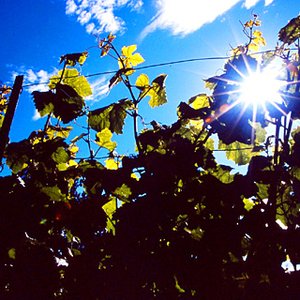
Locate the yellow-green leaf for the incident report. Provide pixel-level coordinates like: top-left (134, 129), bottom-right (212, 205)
top-left (118, 45), bottom-right (144, 69)
top-left (121, 45), bottom-right (137, 57)
top-left (218, 140), bottom-right (253, 166)
top-left (49, 69), bottom-right (92, 97)
top-left (95, 128), bottom-right (117, 151)
top-left (243, 198), bottom-right (255, 211)
top-left (210, 165), bottom-right (234, 184)
top-left (8, 248), bottom-right (16, 260)
top-left (41, 186), bottom-right (65, 201)
top-left (102, 197), bottom-right (124, 235)
top-left (51, 147), bottom-right (70, 164)
top-left (188, 94), bottom-right (210, 109)
top-left (148, 74), bottom-right (168, 108)
top-left (114, 183), bottom-right (131, 201)
top-left (105, 158), bottom-right (119, 170)
top-left (136, 73), bottom-right (150, 89)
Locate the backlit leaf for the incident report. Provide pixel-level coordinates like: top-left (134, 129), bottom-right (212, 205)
top-left (46, 125), bottom-right (73, 139)
top-left (49, 69), bottom-right (92, 97)
top-left (102, 197), bottom-right (119, 235)
top-left (210, 165), bottom-right (234, 184)
top-left (105, 158), bottom-right (119, 170)
top-left (114, 183), bottom-right (131, 201)
top-left (148, 74), bottom-right (168, 108)
top-left (188, 94), bottom-right (210, 109)
top-left (243, 198), bottom-right (255, 211)
top-left (95, 128), bottom-right (117, 151)
top-left (118, 45), bottom-right (144, 71)
top-left (136, 73), bottom-right (150, 89)
top-left (41, 186), bottom-right (66, 201)
top-left (8, 248), bottom-right (16, 260)
top-left (88, 99), bottom-right (132, 134)
top-left (219, 140), bottom-right (253, 166)
top-left (256, 183), bottom-right (269, 200)
top-left (51, 146), bottom-right (70, 164)
top-left (60, 52), bottom-right (88, 66)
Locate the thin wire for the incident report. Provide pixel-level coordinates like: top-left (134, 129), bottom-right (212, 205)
top-left (21, 49), bottom-right (282, 89)
top-left (213, 147), bottom-right (253, 152)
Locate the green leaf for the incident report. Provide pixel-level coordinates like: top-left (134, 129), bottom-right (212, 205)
top-left (60, 52), bottom-right (88, 66)
top-left (218, 140), bottom-right (253, 166)
top-left (89, 105), bottom-right (113, 132)
top-left (291, 167), bottom-right (300, 181)
top-left (210, 165), bottom-right (234, 184)
top-left (243, 198), bottom-right (255, 211)
top-left (136, 73), bottom-right (150, 90)
top-left (95, 128), bottom-right (117, 151)
top-left (49, 69), bottom-right (92, 98)
top-left (188, 94), bottom-right (210, 109)
top-left (88, 99), bottom-right (132, 134)
top-left (252, 122), bottom-right (266, 144)
top-left (278, 15), bottom-right (300, 45)
top-left (0, 114), bottom-right (4, 128)
top-left (54, 83), bottom-right (85, 123)
top-left (136, 74), bottom-right (150, 99)
top-left (51, 146), bottom-right (70, 164)
top-left (148, 74), bottom-right (168, 108)
top-left (119, 45), bottom-right (145, 69)
top-left (46, 125), bottom-right (73, 139)
top-left (256, 183), bottom-right (269, 200)
top-left (6, 140), bottom-right (32, 173)
top-left (114, 183), bottom-right (131, 201)
top-left (105, 158), bottom-right (119, 170)
top-left (204, 138), bottom-right (215, 151)
top-left (41, 186), bottom-right (66, 201)
top-left (8, 248), bottom-right (16, 260)
top-left (102, 197), bottom-right (124, 235)
top-left (32, 91), bottom-right (55, 117)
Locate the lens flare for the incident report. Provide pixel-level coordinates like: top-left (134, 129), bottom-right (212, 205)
top-left (239, 64), bottom-right (284, 107)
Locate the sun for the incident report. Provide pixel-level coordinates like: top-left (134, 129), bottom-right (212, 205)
top-left (238, 63), bottom-right (285, 108)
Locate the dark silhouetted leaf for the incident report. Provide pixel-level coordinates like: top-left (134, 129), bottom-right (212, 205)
top-left (88, 99), bottom-right (133, 134)
top-left (279, 15), bottom-right (300, 45)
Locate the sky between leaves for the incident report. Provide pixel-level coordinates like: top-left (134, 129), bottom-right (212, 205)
top-left (1, 0), bottom-right (299, 148)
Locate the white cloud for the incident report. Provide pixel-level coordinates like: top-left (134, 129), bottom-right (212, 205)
top-left (140, 0), bottom-right (276, 39)
top-left (88, 76), bottom-right (110, 102)
top-left (244, 0), bottom-right (260, 9)
top-left (264, 0), bottom-right (274, 5)
top-left (78, 11), bottom-right (92, 25)
top-left (65, 0), bottom-right (143, 35)
top-left (66, 0), bottom-right (77, 14)
top-left (140, 0), bottom-right (241, 38)
top-left (244, 0), bottom-right (274, 8)
top-left (24, 69), bottom-right (56, 93)
top-left (21, 68), bottom-right (58, 121)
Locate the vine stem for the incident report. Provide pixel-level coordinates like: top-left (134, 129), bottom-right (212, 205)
top-left (108, 42), bottom-right (143, 153)
top-left (268, 117), bottom-right (282, 226)
top-left (43, 61), bottom-right (68, 134)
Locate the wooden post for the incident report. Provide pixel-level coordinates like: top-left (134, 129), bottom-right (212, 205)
top-left (0, 75), bottom-right (24, 165)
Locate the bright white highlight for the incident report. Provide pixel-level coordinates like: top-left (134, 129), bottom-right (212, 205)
top-left (239, 66), bottom-right (284, 106)
top-left (140, 0), bottom-right (276, 39)
top-left (65, 0), bottom-right (143, 35)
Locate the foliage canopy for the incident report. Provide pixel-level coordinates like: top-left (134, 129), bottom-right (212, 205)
top-left (1, 14), bottom-right (300, 299)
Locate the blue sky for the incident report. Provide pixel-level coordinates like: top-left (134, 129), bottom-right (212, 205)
top-left (1, 0), bottom-right (299, 154)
